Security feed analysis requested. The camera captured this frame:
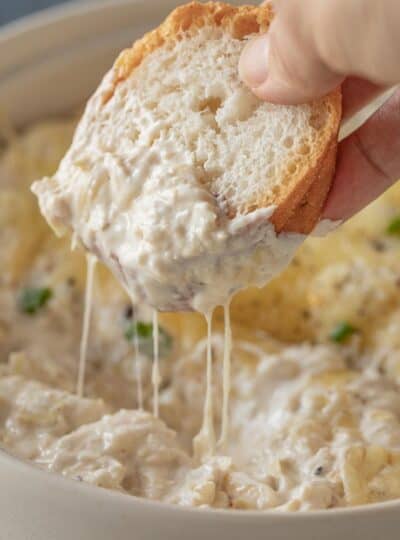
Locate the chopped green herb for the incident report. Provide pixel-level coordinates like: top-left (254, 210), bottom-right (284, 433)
top-left (330, 322), bottom-right (357, 344)
top-left (124, 321), bottom-right (153, 341)
top-left (19, 287), bottom-right (53, 315)
top-left (124, 321), bottom-right (173, 358)
top-left (386, 216), bottom-right (400, 236)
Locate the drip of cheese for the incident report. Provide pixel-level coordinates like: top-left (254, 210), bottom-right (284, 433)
top-left (152, 310), bottom-right (161, 418)
top-left (133, 309), bottom-right (144, 410)
top-left (77, 255), bottom-right (96, 397)
top-left (218, 301), bottom-right (232, 451)
top-left (193, 311), bottom-right (216, 461)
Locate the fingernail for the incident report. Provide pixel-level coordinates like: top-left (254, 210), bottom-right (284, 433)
top-left (239, 35), bottom-right (270, 89)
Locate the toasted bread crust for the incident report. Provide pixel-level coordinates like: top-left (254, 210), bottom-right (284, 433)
top-left (281, 135), bottom-right (339, 234)
top-left (271, 90), bottom-right (341, 233)
top-left (103, 2), bottom-right (341, 235)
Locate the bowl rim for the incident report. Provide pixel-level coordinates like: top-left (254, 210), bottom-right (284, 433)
top-left (1, 0), bottom-right (400, 522)
top-left (0, 0), bottom-right (165, 84)
top-left (0, 0), bottom-right (141, 39)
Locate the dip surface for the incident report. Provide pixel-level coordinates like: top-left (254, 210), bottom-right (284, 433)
top-left (2, 119), bottom-right (400, 510)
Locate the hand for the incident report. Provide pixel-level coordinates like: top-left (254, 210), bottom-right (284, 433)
top-left (239, 0), bottom-right (400, 222)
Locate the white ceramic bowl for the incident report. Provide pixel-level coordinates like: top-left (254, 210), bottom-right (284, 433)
top-left (0, 2), bottom-right (399, 538)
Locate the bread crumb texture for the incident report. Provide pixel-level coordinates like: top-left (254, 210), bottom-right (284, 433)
top-left (101, 2), bottom-right (341, 233)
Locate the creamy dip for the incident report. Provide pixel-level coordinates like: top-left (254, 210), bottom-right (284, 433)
top-left (32, 51), bottom-right (307, 463)
top-left (32, 56), bottom-right (305, 314)
top-left (2, 120), bottom-right (400, 510)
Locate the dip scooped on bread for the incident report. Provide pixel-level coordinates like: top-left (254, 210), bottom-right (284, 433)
top-left (32, 2), bottom-right (341, 313)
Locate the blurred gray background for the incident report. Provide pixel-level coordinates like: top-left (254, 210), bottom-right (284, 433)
top-left (0, 0), bottom-right (71, 25)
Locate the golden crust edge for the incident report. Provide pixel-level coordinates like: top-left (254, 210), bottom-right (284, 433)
top-left (279, 133), bottom-right (339, 234)
top-left (273, 89), bottom-right (342, 234)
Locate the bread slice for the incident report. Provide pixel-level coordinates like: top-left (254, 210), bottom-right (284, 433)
top-left (32, 1), bottom-right (342, 312)
top-left (103, 1), bottom-right (342, 234)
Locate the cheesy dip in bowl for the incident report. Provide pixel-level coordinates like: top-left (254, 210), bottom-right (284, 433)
top-left (0, 1), bottom-right (400, 539)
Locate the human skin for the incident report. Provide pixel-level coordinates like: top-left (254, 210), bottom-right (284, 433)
top-left (239, 0), bottom-right (400, 222)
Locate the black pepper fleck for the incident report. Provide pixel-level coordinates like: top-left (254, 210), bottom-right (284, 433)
top-left (314, 466), bottom-right (324, 476)
top-left (124, 305), bottom-right (134, 319)
top-left (92, 360), bottom-right (102, 372)
top-left (370, 239), bottom-right (386, 253)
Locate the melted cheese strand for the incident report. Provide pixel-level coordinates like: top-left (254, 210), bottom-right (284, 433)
top-left (193, 311), bottom-right (216, 461)
top-left (70, 232), bottom-right (78, 252)
top-left (76, 255), bottom-right (97, 397)
top-left (204, 311), bottom-right (216, 455)
top-left (132, 309), bottom-right (144, 410)
top-left (152, 310), bottom-right (161, 418)
top-left (218, 301), bottom-right (232, 451)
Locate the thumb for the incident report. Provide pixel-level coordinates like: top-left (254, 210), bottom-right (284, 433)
top-left (239, 0), bottom-right (400, 105)
top-left (239, 28), bottom-right (343, 105)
